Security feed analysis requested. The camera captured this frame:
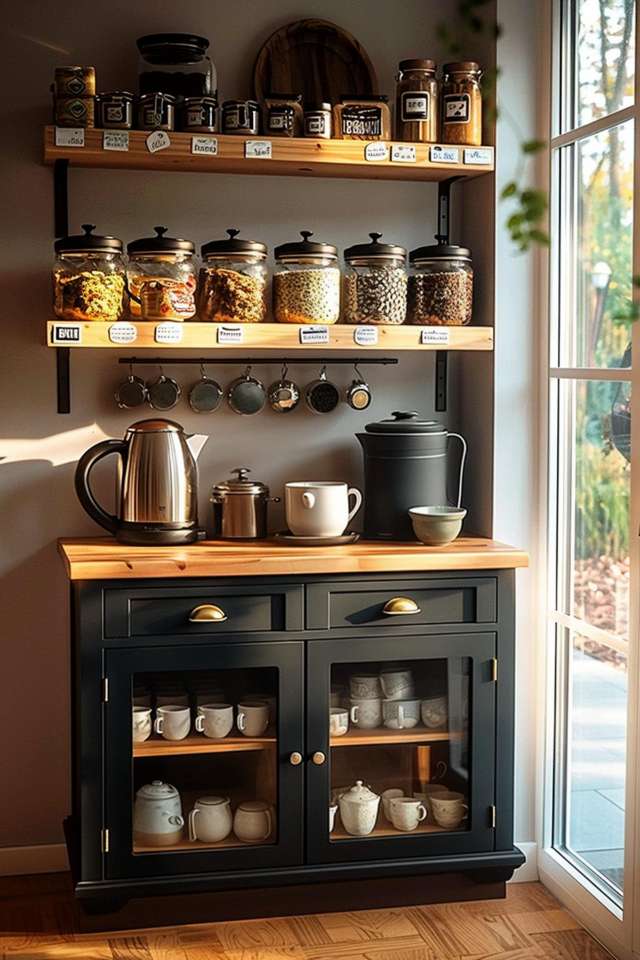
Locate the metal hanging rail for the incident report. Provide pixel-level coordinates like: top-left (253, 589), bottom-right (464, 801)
top-left (117, 357), bottom-right (399, 367)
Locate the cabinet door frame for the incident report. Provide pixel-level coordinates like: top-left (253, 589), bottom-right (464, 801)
top-left (306, 631), bottom-right (497, 864)
top-left (104, 639), bottom-right (304, 880)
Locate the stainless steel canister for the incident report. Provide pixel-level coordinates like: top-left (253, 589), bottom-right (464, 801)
top-left (210, 468), bottom-right (279, 539)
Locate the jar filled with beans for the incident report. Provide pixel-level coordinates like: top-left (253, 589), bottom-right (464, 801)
top-left (273, 231), bottom-right (340, 324)
top-left (407, 238), bottom-right (473, 326)
top-left (198, 229), bottom-right (268, 323)
top-left (344, 233), bottom-right (407, 325)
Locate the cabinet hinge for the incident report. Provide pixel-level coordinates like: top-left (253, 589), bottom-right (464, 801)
top-left (490, 658), bottom-right (498, 682)
top-left (101, 677), bottom-right (109, 703)
top-left (101, 828), bottom-right (110, 853)
top-left (489, 805), bottom-right (496, 828)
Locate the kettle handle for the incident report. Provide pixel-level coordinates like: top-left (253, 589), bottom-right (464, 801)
top-left (74, 439), bottom-right (127, 534)
top-left (447, 433), bottom-right (467, 508)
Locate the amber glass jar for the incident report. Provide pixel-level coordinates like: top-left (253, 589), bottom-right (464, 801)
top-left (441, 61), bottom-right (482, 145)
top-left (395, 59), bottom-right (439, 143)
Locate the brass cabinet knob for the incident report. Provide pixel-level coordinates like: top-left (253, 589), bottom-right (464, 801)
top-left (382, 597), bottom-right (421, 616)
top-left (188, 604), bottom-right (228, 623)
top-left (289, 752), bottom-right (303, 766)
top-left (312, 751), bottom-right (326, 766)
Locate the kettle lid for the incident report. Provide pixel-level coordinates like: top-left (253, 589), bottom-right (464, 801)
top-left (127, 418), bottom-right (184, 433)
top-left (364, 411), bottom-right (446, 435)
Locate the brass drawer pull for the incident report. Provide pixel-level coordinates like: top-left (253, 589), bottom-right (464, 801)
top-left (189, 604), bottom-right (228, 623)
top-left (382, 597), bottom-right (421, 616)
top-left (289, 752), bottom-right (303, 766)
top-left (312, 751), bottom-right (326, 766)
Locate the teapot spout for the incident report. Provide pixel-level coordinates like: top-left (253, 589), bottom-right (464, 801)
top-left (186, 433), bottom-right (208, 461)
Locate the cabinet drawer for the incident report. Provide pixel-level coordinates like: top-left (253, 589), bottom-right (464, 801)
top-left (306, 577), bottom-right (496, 630)
top-left (104, 583), bottom-right (303, 638)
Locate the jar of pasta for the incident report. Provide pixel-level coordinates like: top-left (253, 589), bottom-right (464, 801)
top-left (441, 61), bottom-right (482, 145)
top-left (127, 227), bottom-right (197, 321)
top-left (198, 229), bottom-right (268, 323)
top-left (395, 59), bottom-right (439, 142)
top-left (53, 224), bottom-right (126, 322)
top-left (274, 231), bottom-right (340, 324)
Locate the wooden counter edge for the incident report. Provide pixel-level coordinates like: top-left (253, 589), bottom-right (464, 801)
top-left (57, 538), bottom-right (529, 581)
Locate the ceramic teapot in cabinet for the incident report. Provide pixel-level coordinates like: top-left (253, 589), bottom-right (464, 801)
top-left (133, 780), bottom-right (185, 847)
top-left (338, 780), bottom-right (380, 836)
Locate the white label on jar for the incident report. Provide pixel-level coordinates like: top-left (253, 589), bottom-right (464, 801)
top-left (299, 325), bottom-right (330, 344)
top-left (108, 322), bottom-right (137, 344)
top-left (155, 321), bottom-right (183, 343)
top-left (245, 140), bottom-right (272, 159)
top-left (353, 326), bottom-right (379, 345)
top-left (55, 127), bottom-right (85, 147)
top-left (191, 136), bottom-right (218, 156)
top-left (430, 145), bottom-right (460, 163)
top-left (103, 131), bottom-right (129, 152)
top-left (391, 144), bottom-right (417, 163)
top-left (305, 114), bottom-right (329, 136)
top-left (364, 142), bottom-right (388, 162)
top-left (443, 94), bottom-right (470, 123)
top-left (217, 324), bottom-right (244, 343)
top-left (464, 147), bottom-right (493, 165)
top-left (146, 130), bottom-right (171, 153)
top-left (51, 323), bottom-right (82, 344)
top-left (420, 327), bottom-right (451, 346)
top-left (401, 92), bottom-right (429, 121)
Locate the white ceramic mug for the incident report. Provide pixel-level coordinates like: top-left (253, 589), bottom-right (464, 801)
top-left (381, 788), bottom-right (404, 822)
top-left (390, 797), bottom-right (427, 832)
top-left (421, 696), bottom-right (448, 729)
top-left (430, 791), bottom-right (469, 830)
top-left (233, 801), bottom-right (273, 842)
top-left (350, 674), bottom-right (382, 699)
top-left (329, 707), bottom-right (349, 737)
top-left (195, 703), bottom-right (234, 739)
top-left (132, 706), bottom-right (152, 742)
top-left (349, 697), bottom-right (382, 729)
top-left (416, 782), bottom-right (449, 816)
top-left (285, 482), bottom-right (363, 538)
top-left (237, 701), bottom-right (270, 737)
top-left (188, 796), bottom-right (233, 843)
top-left (154, 705), bottom-right (191, 741)
top-left (382, 698), bottom-right (421, 730)
top-left (380, 669), bottom-right (415, 701)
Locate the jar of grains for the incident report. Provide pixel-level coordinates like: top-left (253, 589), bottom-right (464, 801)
top-left (407, 238), bottom-right (473, 326)
top-left (198, 229), bottom-right (268, 323)
top-left (127, 227), bottom-right (197, 321)
top-left (441, 61), bottom-right (482, 145)
top-left (53, 224), bottom-right (126, 322)
top-left (395, 59), bottom-right (439, 142)
top-left (344, 233), bottom-right (407, 325)
top-left (274, 231), bottom-right (340, 324)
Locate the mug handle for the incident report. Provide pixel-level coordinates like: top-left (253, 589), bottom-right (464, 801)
top-left (154, 715), bottom-right (164, 735)
top-left (237, 711), bottom-right (246, 731)
top-left (188, 808), bottom-right (199, 841)
top-left (168, 814), bottom-right (184, 828)
top-left (435, 760), bottom-right (448, 780)
top-left (302, 491), bottom-right (316, 509)
top-left (195, 714), bottom-right (204, 733)
top-left (347, 487), bottom-right (363, 522)
top-left (349, 705), bottom-right (359, 725)
top-left (417, 803), bottom-right (427, 822)
top-left (447, 433), bottom-right (467, 508)
top-left (260, 809), bottom-right (273, 842)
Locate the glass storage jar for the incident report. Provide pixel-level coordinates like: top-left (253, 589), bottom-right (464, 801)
top-left (198, 230), bottom-right (268, 323)
top-left (265, 93), bottom-right (303, 137)
top-left (274, 231), bottom-right (340, 324)
top-left (395, 59), bottom-right (439, 143)
top-left (344, 233), bottom-right (407, 325)
top-left (333, 96), bottom-right (391, 140)
top-left (53, 224), bottom-right (126, 322)
top-left (137, 33), bottom-right (216, 99)
top-left (407, 238), bottom-right (473, 326)
top-left (441, 61), bottom-right (482, 145)
top-left (127, 227), bottom-right (197, 321)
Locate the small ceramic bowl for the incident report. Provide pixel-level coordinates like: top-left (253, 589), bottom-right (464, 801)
top-left (409, 506), bottom-right (467, 546)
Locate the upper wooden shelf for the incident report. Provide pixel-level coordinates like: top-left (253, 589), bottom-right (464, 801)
top-left (133, 733), bottom-right (276, 758)
top-left (44, 126), bottom-right (494, 182)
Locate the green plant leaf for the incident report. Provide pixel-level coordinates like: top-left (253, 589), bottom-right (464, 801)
top-left (522, 139), bottom-right (546, 154)
top-left (501, 181), bottom-right (517, 199)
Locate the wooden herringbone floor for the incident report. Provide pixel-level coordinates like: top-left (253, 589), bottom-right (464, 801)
top-left (0, 874), bottom-right (613, 959)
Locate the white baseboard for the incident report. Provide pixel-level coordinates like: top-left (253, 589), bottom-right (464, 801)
top-left (0, 843), bottom-right (68, 877)
top-left (509, 841), bottom-right (539, 882)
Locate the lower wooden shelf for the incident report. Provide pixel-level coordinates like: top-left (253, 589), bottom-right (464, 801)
top-left (134, 834), bottom-right (273, 854)
top-left (330, 820), bottom-right (450, 841)
top-left (133, 732), bottom-right (276, 758)
top-left (330, 728), bottom-right (455, 748)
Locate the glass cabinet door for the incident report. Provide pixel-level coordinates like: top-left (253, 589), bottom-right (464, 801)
top-left (307, 632), bottom-right (496, 863)
top-left (104, 641), bottom-right (303, 879)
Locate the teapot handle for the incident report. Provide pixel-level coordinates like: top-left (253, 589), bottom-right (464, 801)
top-left (447, 433), bottom-right (467, 508)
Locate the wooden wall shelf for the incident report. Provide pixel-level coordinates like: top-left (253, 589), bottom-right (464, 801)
top-left (44, 126), bottom-right (494, 182)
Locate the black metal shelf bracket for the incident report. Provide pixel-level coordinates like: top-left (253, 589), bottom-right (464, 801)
top-left (54, 159), bottom-right (71, 413)
top-left (434, 176), bottom-right (462, 414)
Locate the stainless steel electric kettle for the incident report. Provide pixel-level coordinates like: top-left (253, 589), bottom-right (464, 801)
top-left (74, 419), bottom-right (208, 545)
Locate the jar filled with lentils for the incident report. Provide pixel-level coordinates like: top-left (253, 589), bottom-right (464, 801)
top-left (441, 61), bottom-right (482, 145)
top-left (273, 231), bottom-right (340, 324)
top-left (407, 238), bottom-right (473, 326)
top-left (344, 233), bottom-right (407, 325)
top-left (198, 229), bottom-right (268, 323)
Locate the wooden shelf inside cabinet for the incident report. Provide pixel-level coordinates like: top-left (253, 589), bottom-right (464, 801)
top-left (331, 821), bottom-right (449, 841)
top-left (46, 321), bottom-right (494, 352)
top-left (330, 728), bottom-right (458, 748)
top-left (133, 733), bottom-right (276, 758)
top-left (134, 834), bottom-right (271, 853)
top-left (44, 127), bottom-right (494, 182)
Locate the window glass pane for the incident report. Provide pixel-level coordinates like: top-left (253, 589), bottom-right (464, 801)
top-left (575, 0), bottom-right (635, 128)
top-left (557, 121), bottom-right (633, 368)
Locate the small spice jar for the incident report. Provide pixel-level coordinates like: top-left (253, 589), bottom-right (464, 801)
top-left (274, 231), bottom-right (340, 324)
top-left (344, 233), bottom-right (407, 325)
top-left (178, 96), bottom-right (218, 132)
top-left (221, 99), bottom-right (260, 135)
top-left (303, 102), bottom-right (332, 139)
top-left (53, 224), bottom-right (126, 322)
top-left (127, 227), bottom-right (197, 321)
top-left (54, 66), bottom-right (95, 98)
top-left (407, 238), bottom-right (473, 326)
top-left (265, 93), bottom-right (303, 137)
top-left (441, 61), bottom-right (482, 145)
top-left (136, 92), bottom-right (176, 131)
top-left (96, 91), bottom-right (134, 129)
top-left (395, 59), bottom-right (439, 142)
top-left (198, 229), bottom-right (268, 323)
top-left (333, 96), bottom-right (391, 140)
top-left (54, 96), bottom-right (95, 127)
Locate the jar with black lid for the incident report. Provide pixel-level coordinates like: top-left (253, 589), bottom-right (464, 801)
top-left (136, 92), bottom-right (176, 131)
top-left (178, 96), bottom-right (218, 132)
top-left (198, 229), bottom-right (268, 324)
top-left (221, 99), bottom-right (260, 135)
top-left (344, 233), bottom-right (407, 325)
top-left (265, 93), bottom-right (303, 137)
top-left (407, 237), bottom-right (473, 326)
top-left (274, 231), bottom-right (340, 324)
top-left (53, 224), bottom-right (126, 322)
top-left (137, 33), bottom-right (216, 99)
top-left (96, 91), bottom-right (134, 129)
top-left (441, 61), bottom-right (483, 145)
top-left (303, 102), bottom-right (332, 139)
top-left (395, 59), bottom-right (438, 142)
top-left (127, 227), bottom-right (197, 321)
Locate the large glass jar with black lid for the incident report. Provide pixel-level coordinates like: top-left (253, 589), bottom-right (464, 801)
top-left (344, 233), bottom-right (407, 325)
top-left (53, 224), bottom-right (126, 322)
top-left (127, 227), bottom-right (197, 322)
top-left (197, 230), bottom-right (268, 324)
top-left (137, 34), bottom-right (216, 99)
top-left (407, 237), bottom-right (473, 326)
top-left (395, 59), bottom-right (439, 142)
top-left (273, 231), bottom-right (340, 324)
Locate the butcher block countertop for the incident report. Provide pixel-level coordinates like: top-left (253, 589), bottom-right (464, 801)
top-left (58, 537), bottom-right (528, 581)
